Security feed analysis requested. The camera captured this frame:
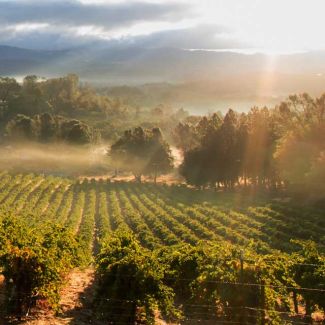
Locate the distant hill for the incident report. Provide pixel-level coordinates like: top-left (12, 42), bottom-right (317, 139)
top-left (0, 45), bottom-right (69, 75)
top-left (1, 44), bottom-right (325, 81)
top-left (1, 44), bottom-right (325, 112)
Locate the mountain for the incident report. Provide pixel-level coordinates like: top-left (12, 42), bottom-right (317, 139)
top-left (1, 44), bottom-right (325, 81)
top-left (0, 45), bottom-right (69, 75)
top-left (1, 44), bottom-right (325, 112)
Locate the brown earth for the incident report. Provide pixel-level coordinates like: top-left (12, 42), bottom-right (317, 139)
top-left (0, 268), bottom-right (106, 325)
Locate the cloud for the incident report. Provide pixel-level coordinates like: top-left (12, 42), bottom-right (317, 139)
top-left (0, 0), bottom-right (186, 28)
top-left (0, 0), bottom-right (202, 49)
top-left (0, 1), bottom-right (244, 50)
top-left (0, 22), bottom-right (247, 51)
top-left (0, 0), bottom-right (325, 53)
top-left (133, 24), bottom-right (247, 50)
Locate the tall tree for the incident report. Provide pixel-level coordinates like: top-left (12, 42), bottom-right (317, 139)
top-left (275, 93), bottom-right (325, 195)
top-left (110, 127), bottom-right (173, 182)
top-left (0, 77), bottom-right (21, 118)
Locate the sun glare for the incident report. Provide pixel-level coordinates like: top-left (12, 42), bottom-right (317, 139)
top-left (196, 0), bottom-right (325, 53)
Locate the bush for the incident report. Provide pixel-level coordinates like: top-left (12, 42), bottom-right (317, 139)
top-left (0, 216), bottom-right (81, 317)
top-left (94, 231), bottom-right (181, 324)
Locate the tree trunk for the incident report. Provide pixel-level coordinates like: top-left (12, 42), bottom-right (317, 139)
top-left (133, 173), bottom-right (142, 183)
top-left (293, 291), bottom-right (299, 314)
top-left (259, 279), bottom-right (266, 325)
top-left (305, 298), bottom-right (312, 323)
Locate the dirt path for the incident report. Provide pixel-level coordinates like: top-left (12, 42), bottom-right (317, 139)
top-left (1, 269), bottom-right (170, 325)
top-left (0, 275), bottom-right (5, 311)
top-left (8, 268), bottom-right (104, 325)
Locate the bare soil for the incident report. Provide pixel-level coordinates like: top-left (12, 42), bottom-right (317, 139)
top-left (0, 268), bottom-right (106, 325)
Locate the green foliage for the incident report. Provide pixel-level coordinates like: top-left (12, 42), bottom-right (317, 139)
top-left (180, 108), bottom-right (278, 189)
top-left (95, 231), bottom-right (181, 324)
top-left (275, 94), bottom-right (325, 198)
top-left (0, 77), bottom-right (21, 118)
top-left (158, 244), bottom-right (265, 322)
top-left (0, 215), bottom-right (81, 316)
top-left (0, 74), bottom-right (188, 145)
top-left (5, 114), bottom-right (39, 140)
top-left (110, 127), bottom-right (173, 182)
top-left (6, 113), bottom-right (98, 144)
top-left (290, 240), bottom-right (325, 318)
top-left (0, 174), bottom-right (323, 322)
top-left (179, 94), bottom-right (325, 199)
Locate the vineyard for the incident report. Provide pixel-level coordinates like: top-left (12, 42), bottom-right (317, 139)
top-left (0, 171), bottom-right (323, 254)
top-left (0, 171), bottom-right (324, 324)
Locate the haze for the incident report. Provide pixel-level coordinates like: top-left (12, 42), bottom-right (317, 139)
top-left (1, 0), bottom-right (325, 112)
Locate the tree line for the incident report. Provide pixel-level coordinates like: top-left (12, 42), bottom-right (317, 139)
top-left (176, 93), bottom-right (325, 193)
top-left (109, 93), bottom-right (325, 198)
top-left (6, 113), bottom-right (99, 144)
top-left (0, 75), bottom-right (188, 143)
top-left (0, 74), bottom-right (115, 119)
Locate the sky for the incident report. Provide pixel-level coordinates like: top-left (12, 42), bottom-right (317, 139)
top-left (0, 0), bottom-right (325, 53)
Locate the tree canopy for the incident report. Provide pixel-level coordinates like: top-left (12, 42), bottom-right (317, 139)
top-left (178, 93), bottom-right (325, 199)
top-left (5, 113), bottom-right (99, 144)
top-left (110, 127), bottom-right (173, 182)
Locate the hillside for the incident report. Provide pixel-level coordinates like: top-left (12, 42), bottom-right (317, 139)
top-left (0, 172), bottom-right (324, 324)
top-left (0, 172), bottom-right (323, 253)
top-left (2, 45), bottom-right (325, 112)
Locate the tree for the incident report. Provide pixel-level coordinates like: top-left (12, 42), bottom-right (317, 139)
top-left (110, 127), bottom-right (173, 182)
top-left (179, 107), bottom-right (282, 190)
top-left (242, 107), bottom-right (278, 188)
top-left (0, 77), bottom-right (21, 118)
top-left (180, 110), bottom-right (240, 189)
top-left (41, 74), bottom-right (79, 114)
top-left (213, 109), bottom-right (240, 188)
top-left (6, 75), bottom-right (51, 118)
top-left (38, 112), bottom-right (57, 142)
top-left (275, 93), bottom-right (325, 197)
top-left (172, 122), bottom-right (198, 152)
top-left (180, 147), bottom-right (213, 188)
top-left (6, 114), bottom-right (39, 140)
top-left (5, 113), bottom-right (96, 144)
top-left (60, 119), bottom-right (93, 144)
